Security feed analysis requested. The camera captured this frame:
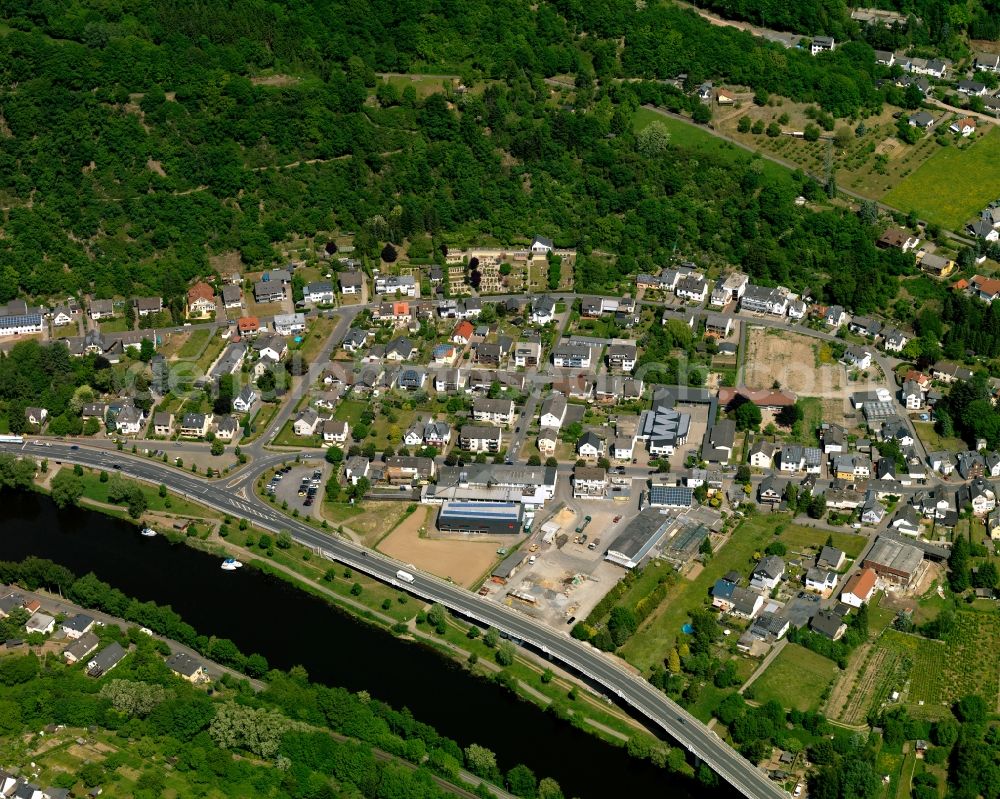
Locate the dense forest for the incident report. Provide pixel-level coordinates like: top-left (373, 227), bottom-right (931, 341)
top-left (0, 0), bottom-right (912, 312)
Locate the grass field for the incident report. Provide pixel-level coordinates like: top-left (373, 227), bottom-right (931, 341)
top-left (633, 108), bottom-right (796, 187)
top-left (883, 126), bottom-right (1000, 230)
top-left (66, 467), bottom-right (216, 520)
top-left (176, 328), bottom-right (210, 358)
top-left (776, 524), bottom-right (867, 559)
top-left (750, 644), bottom-right (839, 712)
top-left (334, 399), bottom-right (369, 426)
top-left (619, 513), bottom-right (814, 672)
top-left (912, 421), bottom-right (967, 455)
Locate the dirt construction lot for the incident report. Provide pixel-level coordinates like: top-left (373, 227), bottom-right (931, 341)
top-left (745, 328), bottom-right (846, 395)
top-left (377, 506), bottom-right (501, 588)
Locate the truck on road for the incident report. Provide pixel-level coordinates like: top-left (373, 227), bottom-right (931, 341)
top-left (396, 569), bottom-right (415, 583)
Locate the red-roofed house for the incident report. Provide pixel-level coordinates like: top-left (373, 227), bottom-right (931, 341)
top-left (238, 316), bottom-right (262, 337)
top-left (841, 568), bottom-right (878, 607)
top-left (972, 274), bottom-right (1000, 303)
top-left (952, 278), bottom-right (969, 291)
top-left (452, 320), bottom-right (474, 345)
top-left (187, 282), bottom-right (216, 316)
top-left (950, 117), bottom-right (976, 136)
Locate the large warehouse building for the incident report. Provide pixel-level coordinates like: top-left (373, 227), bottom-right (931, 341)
top-left (605, 508), bottom-right (674, 569)
top-left (437, 501), bottom-right (523, 535)
top-left (862, 535), bottom-right (924, 586)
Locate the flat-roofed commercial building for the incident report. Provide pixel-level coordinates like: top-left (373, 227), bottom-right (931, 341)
top-left (437, 501), bottom-right (523, 535)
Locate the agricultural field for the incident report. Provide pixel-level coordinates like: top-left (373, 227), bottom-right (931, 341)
top-left (884, 126), bottom-right (1000, 230)
top-left (827, 641), bottom-right (910, 726)
top-left (714, 99), bottom-right (943, 199)
top-left (749, 644), bottom-right (839, 712)
top-left (877, 630), bottom-right (948, 711)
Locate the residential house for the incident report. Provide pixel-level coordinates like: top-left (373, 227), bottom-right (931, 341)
top-left (811, 610), bottom-right (847, 641)
top-left (958, 80), bottom-right (988, 96)
top-left (24, 407), bottom-right (47, 427)
top-left (848, 316), bottom-right (882, 338)
top-left (86, 642), bottom-right (127, 677)
top-left (976, 52), bottom-right (1000, 72)
top-left (293, 408), bottom-right (320, 436)
top-left (452, 320), bottom-right (474, 345)
top-left (606, 342), bottom-right (638, 372)
top-left (730, 587), bottom-right (765, 620)
top-left (342, 328), bottom-right (371, 352)
top-left (152, 412), bottom-right (173, 436)
top-left (824, 305), bottom-right (846, 327)
top-left (375, 275), bottom-right (418, 297)
top-left (180, 412), bottom-right (213, 438)
top-left (273, 313), bottom-right (306, 335)
top-left (530, 295), bottom-right (556, 324)
top-left (0, 298), bottom-right (43, 336)
top-left (322, 419), bottom-right (350, 446)
top-left (513, 339), bottom-right (541, 367)
top-left (459, 425), bottom-right (503, 453)
top-left (675, 274), bottom-right (708, 303)
top-left (821, 423), bottom-right (846, 454)
top-left (902, 380), bottom-right (922, 410)
top-left (757, 474), bottom-right (782, 504)
top-left (818, 546), bottom-right (846, 571)
top-left (787, 298), bottom-right (807, 319)
top-left (435, 368), bottom-right (466, 393)
top-left (551, 341), bottom-right (593, 369)
top-left (918, 252), bottom-right (954, 277)
top-left (805, 568), bottom-right (838, 593)
top-left (473, 398), bottom-right (516, 426)
top-left (237, 316), bottom-right (262, 337)
top-left (839, 568), bottom-right (877, 609)
top-left (703, 420), bottom-right (736, 464)
top-left (811, 35), bottom-right (835, 54)
top-left (339, 271), bottom-right (364, 295)
top-left (396, 366), bottom-right (426, 391)
top-left (133, 296), bottom-right (162, 317)
top-left (187, 282), bottom-right (216, 316)
top-left (843, 345), bottom-right (873, 370)
top-left (957, 477), bottom-right (997, 515)
top-left (577, 431), bottom-right (605, 460)
top-left (63, 631), bottom-right (99, 664)
top-left (345, 456), bottom-right (370, 485)
top-left (214, 415), bottom-right (238, 441)
top-left (951, 117), bottom-right (977, 137)
top-left (861, 490), bottom-right (886, 525)
top-left (422, 420), bottom-right (452, 447)
top-left (61, 613), bottom-right (95, 640)
top-left (537, 427), bottom-right (559, 455)
top-left (115, 406), bottom-right (145, 435)
top-left (233, 386), bottom-right (258, 414)
top-left (877, 228), bottom-right (920, 253)
top-left (51, 306), bottom-right (74, 327)
top-left (892, 505), bottom-right (923, 537)
top-left (254, 334), bottom-right (288, 362)
top-left (89, 298), bottom-right (115, 320)
top-left (166, 652), bottom-right (209, 683)
top-left (433, 343), bottom-right (458, 365)
top-left (932, 361), bottom-right (973, 383)
top-left (303, 281), bottom-right (335, 305)
top-left (880, 417), bottom-right (914, 448)
top-left (539, 394), bottom-right (568, 429)
top-left (573, 466), bottom-right (607, 499)
top-left (833, 453), bottom-right (872, 480)
top-left (957, 450), bottom-right (986, 479)
top-left (740, 285), bottom-right (787, 316)
top-left (751, 556), bottom-right (785, 592)
top-left (221, 285), bottom-right (243, 308)
top-left (612, 435), bottom-right (635, 461)
top-left (881, 328), bottom-right (909, 353)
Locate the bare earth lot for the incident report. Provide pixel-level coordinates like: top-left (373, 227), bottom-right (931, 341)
top-left (745, 328), bottom-right (846, 395)
top-left (377, 506), bottom-right (501, 588)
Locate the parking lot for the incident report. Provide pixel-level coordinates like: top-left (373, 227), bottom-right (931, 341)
top-left (266, 463), bottom-right (329, 518)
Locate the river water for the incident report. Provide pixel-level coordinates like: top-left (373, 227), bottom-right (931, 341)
top-left (0, 491), bottom-right (729, 799)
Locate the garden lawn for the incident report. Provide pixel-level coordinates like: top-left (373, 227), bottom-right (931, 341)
top-left (883, 126), bottom-right (1000, 230)
top-left (633, 107), bottom-right (797, 188)
top-left (618, 513), bottom-right (784, 672)
top-left (775, 523), bottom-right (867, 559)
top-left (176, 328), bottom-right (210, 359)
top-left (334, 399), bottom-right (369, 426)
top-left (912, 422), bottom-right (966, 455)
top-left (750, 644), bottom-right (839, 712)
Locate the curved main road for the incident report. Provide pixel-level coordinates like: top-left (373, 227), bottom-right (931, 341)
top-left (8, 439), bottom-right (785, 799)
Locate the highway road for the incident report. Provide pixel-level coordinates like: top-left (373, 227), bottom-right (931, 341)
top-left (7, 439), bottom-right (786, 799)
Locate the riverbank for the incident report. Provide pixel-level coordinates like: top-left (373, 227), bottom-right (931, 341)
top-left (3, 475), bottom-right (698, 798)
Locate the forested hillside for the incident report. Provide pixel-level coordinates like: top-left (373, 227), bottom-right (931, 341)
top-left (0, 0), bottom-right (904, 311)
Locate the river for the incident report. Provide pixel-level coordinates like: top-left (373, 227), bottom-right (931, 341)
top-left (0, 491), bottom-right (733, 798)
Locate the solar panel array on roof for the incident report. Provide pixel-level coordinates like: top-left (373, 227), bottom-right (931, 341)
top-left (438, 501), bottom-right (523, 534)
top-left (648, 484), bottom-right (694, 508)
